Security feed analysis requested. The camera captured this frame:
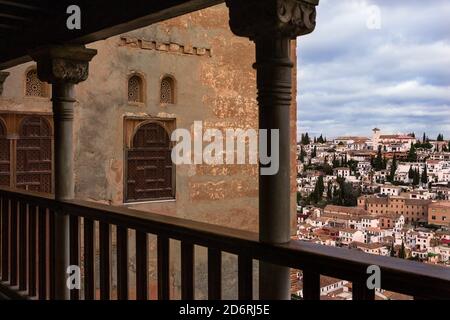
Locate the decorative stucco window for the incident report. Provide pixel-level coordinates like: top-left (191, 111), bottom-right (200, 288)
top-left (25, 69), bottom-right (48, 97)
top-left (160, 76), bottom-right (175, 104)
top-left (128, 75), bottom-right (144, 103)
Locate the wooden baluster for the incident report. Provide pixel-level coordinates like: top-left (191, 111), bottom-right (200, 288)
top-left (84, 218), bottom-right (95, 300)
top-left (116, 226), bottom-right (128, 300)
top-left (99, 222), bottom-right (111, 300)
top-left (207, 248), bottom-right (221, 300)
top-left (302, 269), bottom-right (320, 300)
top-left (10, 199), bottom-right (17, 286)
top-left (181, 242), bottom-right (194, 300)
top-left (18, 202), bottom-right (27, 291)
top-left (28, 204), bottom-right (37, 297)
top-left (1, 197), bottom-right (9, 282)
top-left (353, 278), bottom-right (375, 301)
top-left (38, 206), bottom-right (47, 300)
top-left (157, 235), bottom-right (170, 300)
top-left (135, 231), bottom-right (148, 300)
top-left (69, 215), bottom-right (80, 300)
top-left (48, 210), bottom-right (55, 299)
top-left (238, 255), bottom-right (253, 300)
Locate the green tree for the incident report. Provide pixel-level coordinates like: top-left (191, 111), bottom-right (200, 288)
top-left (407, 142), bottom-right (417, 162)
top-left (388, 154), bottom-right (397, 182)
top-left (347, 160), bottom-right (358, 175)
top-left (421, 165), bottom-right (428, 184)
top-left (297, 192), bottom-right (302, 205)
top-left (422, 132), bottom-right (426, 144)
top-left (310, 175), bottom-right (325, 203)
top-left (332, 177), bottom-right (360, 207)
top-left (317, 175), bottom-right (325, 196)
top-left (390, 244), bottom-right (395, 257)
top-left (332, 153), bottom-right (340, 168)
top-left (301, 133), bottom-right (310, 145)
top-left (413, 169), bottom-right (420, 185)
top-left (437, 133), bottom-right (444, 141)
top-left (327, 183), bottom-right (332, 200)
top-left (408, 166), bottom-right (414, 180)
top-left (374, 146), bottom-right (383, 171)
top-left (299, 146), bottom-right (306, 163)
top-left (311, 146), bottom-right (317, 158)
top-left (399, 242), bottom-right (406, 259)
top-left (317, 134), bottom-right (325, 144)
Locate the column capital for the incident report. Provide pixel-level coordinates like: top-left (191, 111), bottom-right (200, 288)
top-left (0, 71), bottom-right (10, 95)
top-left (226, 0), bottom-right (319, 40)
top-left (29, 45), bottom-right (97, 84)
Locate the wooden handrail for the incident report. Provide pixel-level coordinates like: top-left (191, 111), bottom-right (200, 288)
top-left (1, 186), bottom-right (449, 300)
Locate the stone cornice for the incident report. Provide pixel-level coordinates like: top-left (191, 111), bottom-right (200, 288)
top-left (29, 45), bottom-right (97, 84)
top-left (226, 0), bottom-right (319, 40)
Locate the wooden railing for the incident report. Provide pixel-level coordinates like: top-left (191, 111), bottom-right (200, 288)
top-left (0, 186), bottom-right (449, 300)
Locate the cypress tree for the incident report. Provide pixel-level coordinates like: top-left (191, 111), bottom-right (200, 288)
top-left (407, 143), bottom-right (417, 162)
top-left (399, 242), bottom-right (406, 259)
top-left (408, 166), bottom-right (414, 180)
top-left (413, 169), bottom-right (420, 185)
top-left (421, 165), bottom-right (428, 184)
top-left (374, 146), bottom-right (383, 171)
top-left (389, 155), bottom-right (397, 182)
top-left (311, 146), bottom-right (317, 158)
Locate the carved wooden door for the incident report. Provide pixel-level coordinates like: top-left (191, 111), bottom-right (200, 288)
top-left (126, 122), bottom-right (173, 202)
top-left (0, 119), bottom-right (10, 187)
top-left (16, 117), bottom-right (52, 193)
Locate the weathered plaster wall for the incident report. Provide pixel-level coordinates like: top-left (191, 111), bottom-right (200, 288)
top-left (0, 62), bottom-right (52, 113)
top-left (0, 4), bottom-right (298, 234)
top-left (0, 3), bottom-right (299, 299)
top-left (73, 4), bottom-right (268, 233)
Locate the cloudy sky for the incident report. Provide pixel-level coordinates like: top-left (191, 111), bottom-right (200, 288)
top-left (297, 0), bottom-right (450, 140)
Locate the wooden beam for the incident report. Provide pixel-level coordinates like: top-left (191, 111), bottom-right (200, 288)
top-left (0, 0), bottom-right (223, 69)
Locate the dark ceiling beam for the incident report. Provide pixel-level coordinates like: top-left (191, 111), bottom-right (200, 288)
top-left (0, 12), bottom-right (32, 21)
top-left (0, 0), bottom-right (49, 12)
top-left (0, 0), bottom-right (223, 69)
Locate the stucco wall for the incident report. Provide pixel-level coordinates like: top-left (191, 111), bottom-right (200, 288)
top-left (0, 3), bottom-right (299, 299)
top-left (0, 4), bottom-right (298, 234)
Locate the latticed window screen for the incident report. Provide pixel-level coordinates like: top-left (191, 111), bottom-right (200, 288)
top-left (0, 118), bottom-right (10, 187)
top-left (128, 75), bottom-right (143, 103)
top-left (160, 77), bottom-right (174, 104)
top-left (25, 69), bottom-right (47, 97)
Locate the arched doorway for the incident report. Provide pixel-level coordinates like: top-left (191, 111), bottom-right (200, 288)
top-left (16, 116), bottom-right (52, 193)
top-left (0, 118), bottom-right (10, 187)
top-left (126, 122), bottom-right (173, 202)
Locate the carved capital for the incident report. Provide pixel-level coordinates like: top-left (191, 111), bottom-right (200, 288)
top-left (29, 45), bottom-right (97, 84)
top-left (226, 0), bottom-right (318, 40)
top-left (0, 71), bottom-right (9, 95)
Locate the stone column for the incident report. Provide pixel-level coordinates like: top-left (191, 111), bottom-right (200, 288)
top-left (226, 0), bottom-right (319, 299)
top-left (30, 45), bottom-right (97, 299)
top-left (0, 71), bottom-right (9, 95)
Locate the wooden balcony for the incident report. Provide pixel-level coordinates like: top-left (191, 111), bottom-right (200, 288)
top-left (0, 186), bottom-right (449, 300)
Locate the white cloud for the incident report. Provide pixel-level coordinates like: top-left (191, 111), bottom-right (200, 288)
top-left (297, 0), bottom-right (450, 139)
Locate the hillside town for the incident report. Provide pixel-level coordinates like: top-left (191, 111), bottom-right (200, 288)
top-left (292, 128), bottom-right (450, 300)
